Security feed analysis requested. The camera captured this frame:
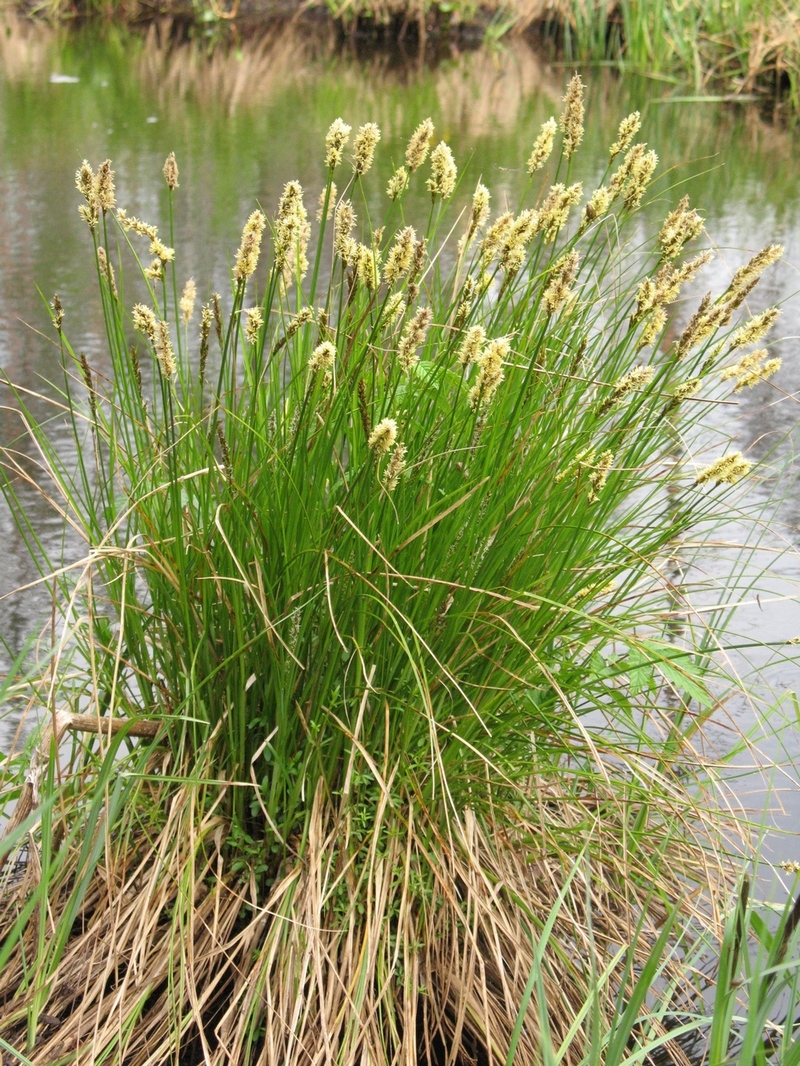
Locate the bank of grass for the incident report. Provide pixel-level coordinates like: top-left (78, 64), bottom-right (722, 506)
top-left (538, 0), bottom-right (800, 110)
top-left (0, 77), bottom-right (797, 1063)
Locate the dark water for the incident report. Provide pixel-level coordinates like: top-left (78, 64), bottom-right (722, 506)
top-left (0, 15), bottom-right (798, 868)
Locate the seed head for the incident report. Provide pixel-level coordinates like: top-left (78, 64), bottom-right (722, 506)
top-left (155, 320), bottom-right (177, 378)
top-left (658, 196), bottom-right (705, 260)
top-left (597, 364), bottom-right (654, 415)
top-left (468, 337), bottom-right (508, 412)
top-left (609, 112), bottom-right (641, 159)
top-left (287, 307), bottom-right (315, 339)
top-left (427, 142), bottom-right (457, 200)
top-left (144, 258), bottom-right (164, 281)
top-left (199, 304), bottom-right (212, 382)
top-left (637, 306), bottom-right (667, 350)
top-left (398, 307), bottom-right (432, 371)
top-left (115, 210), bottom-right (158, 241)
top-left (316, 183), bottom-right (337, 223)
top-left (728, 307), bottom-right (780, 351)
top-left (233, 210), bottom-right (267, 283)
top-left (149, 237), bottom-right (175, 265)
top-left (579, 185), bottom-right (613, 232)
top-left (609, 143), bottom-right (645, 199)
top-left (527, 117), bottom-right (557, 174)
top-left (325, 118), bottom-right (352, 169)
top-left (51, 294), bottom-right (64, 332)
top-left (179, 278), bottom-right (196, 324)
top-left (95, 160), bottom-right (116, 212)
top-left (720, 349), bottom-right (781, 391)
top-left (162, 151), bottom-right (179, 190)
top-left (588, 450), bottom-right (614, 504)
top-left (97, 247), bottom-right (118, 297)
top-left (309, 340), bottom-right (336, 375)
top-left (623, 149), bottom-right (658, 210)
top-left (724, 244), bottom-right (783, 304)
top-left (694, 451), bottom-right (751, 486)
top-left (212, 292), bottom-right (223, 345)
top-left (406, 118), bottom-right (434, 171)
top-left (384, 293), bottom-right (406, 327)
top-left (498, 209), bottom-right (539, 278)
top-left (244, 306), bottom-right (263, 346)
top-left (457, 325), bottom-right (486, 367)
top-left (334, 199), bottom-right (357, 264)
top-left (383, 441), bottom-right (407, 491)
top-left (468, 182), bottom-right (491, 240)
top-left (132, 303), bottom-right (158, 343)
top-left (560, 74), bottom-right (585, 158)
top-left (406, 238), bottom-right (427, 303)
top-left (383, 226), bottom-right (417, 285)
top-left (355, 243), bottom-right (381, 290)
top-left (453, 275), bottom-right (477, 330)
top-left (669, 377), bottom-right (702, 406)
top-left (76, 160), bottom-right (98, 229)
top-left (539, 182), bottom-right (583, 243)
top-left (542, 250), bottom-right (580, 316)
top-left (653, 251), bottom-right (714, 307)
top-left (480, 211), bottom-right (514, 266)
top-left (676, 293), bottom-right (729, 360)
top-left (555, 446), bottom-right (595, 483)
top-left (274, 182), bottom-right (310, 288)
top-left (368, 418), bottom-right (398, 453)
top-left (387, 167), bottom-right (409, 201)
top-left (353, 122), bottom-right (381, 175)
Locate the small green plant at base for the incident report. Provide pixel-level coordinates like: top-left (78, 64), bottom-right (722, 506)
top-left (0, 75), bottom-right (792, 1063)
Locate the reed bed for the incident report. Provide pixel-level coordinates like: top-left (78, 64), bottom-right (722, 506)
top-left (536, 0), bottom-right (800, 110)
top-left (0, 77), bottom-right (797, 1064)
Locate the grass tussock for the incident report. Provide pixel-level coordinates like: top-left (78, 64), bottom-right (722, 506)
top-left (0, 77), bottom-right (796, 1063)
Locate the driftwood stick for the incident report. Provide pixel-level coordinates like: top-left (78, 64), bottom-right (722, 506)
top-left (0, 712), bottom-right (162, 875)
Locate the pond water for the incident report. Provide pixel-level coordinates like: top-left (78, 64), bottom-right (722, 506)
top-left (1, 15), bottom-right (798, 868)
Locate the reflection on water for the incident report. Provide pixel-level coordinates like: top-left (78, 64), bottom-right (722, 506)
top-left (1, 13), bottom-right (798, 861)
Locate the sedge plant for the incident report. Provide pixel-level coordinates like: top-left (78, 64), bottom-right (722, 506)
top-left (0, 78), bottom-right (790, 1064)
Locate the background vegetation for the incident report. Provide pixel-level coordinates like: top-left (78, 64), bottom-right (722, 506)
top-left (10, 0), bottom-right (800, 112)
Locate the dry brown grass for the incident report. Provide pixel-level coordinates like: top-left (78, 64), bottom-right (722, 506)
top-left (0, 742), bottom-right (736, 1065)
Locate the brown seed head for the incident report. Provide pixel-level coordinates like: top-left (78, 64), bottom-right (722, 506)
top-left (95, 160), bottom-right (115, 212)
top-left (51, 294), bottom-right (64, 332)
top-left (163, 151), bottom-right (179, 190)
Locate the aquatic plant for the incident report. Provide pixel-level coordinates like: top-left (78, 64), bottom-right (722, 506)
top-left (0, 76), bottom-right (793, 1064)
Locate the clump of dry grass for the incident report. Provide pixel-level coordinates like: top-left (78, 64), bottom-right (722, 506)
top-left (0, 741), bottom-right (736, 1064)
